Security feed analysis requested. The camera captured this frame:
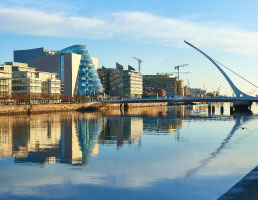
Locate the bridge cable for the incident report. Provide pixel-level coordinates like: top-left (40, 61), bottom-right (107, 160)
top-left (212, 58), bottom-right (258, 90)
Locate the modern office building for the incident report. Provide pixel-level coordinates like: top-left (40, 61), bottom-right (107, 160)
top-left (0, 64), bottom-right (12, 97)
top-left (123, 69), bottom-right (143, 98)
top-left (97, 66), bottom-right (114, 95)
top-left (110, 63), bottom-right (124, 97)
top-left (109, 63), bottom-right (143, 98)
top-left (14, 45), bottom-right (103, 96)
top-left (5, 62), bottom-right (60, 96)
top-left (143, 74), bottom-right (177, 97)
top-left (14, 47), bottom-right (58, 63)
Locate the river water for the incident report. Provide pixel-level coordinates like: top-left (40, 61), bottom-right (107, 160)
top-left (1, 103), bottom-right (258, 200)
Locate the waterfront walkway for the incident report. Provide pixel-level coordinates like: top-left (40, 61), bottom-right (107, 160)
top-left (218, 165), bottom-right (258, 199)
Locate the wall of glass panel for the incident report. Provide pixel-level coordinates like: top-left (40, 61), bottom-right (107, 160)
top-left (60, 45), bottom-right (103, 95)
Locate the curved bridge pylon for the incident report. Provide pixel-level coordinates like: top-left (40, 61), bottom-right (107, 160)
top-left (184, 40), bottom-right (253, 99)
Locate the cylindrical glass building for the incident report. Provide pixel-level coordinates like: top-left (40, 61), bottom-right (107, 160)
top-left (60, 44), bottom-right (103, 95)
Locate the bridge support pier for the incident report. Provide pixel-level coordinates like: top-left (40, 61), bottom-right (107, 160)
top-left (120, 103), bottom-right (129, 112)
top-left (212, 105), bottom-right (215, 113)
top-left (232, 101), bottom-right (252, 112)
top-left (208, 103), bottom-right (211, 113)
top-left (220, 103), bottom-right (224, 114)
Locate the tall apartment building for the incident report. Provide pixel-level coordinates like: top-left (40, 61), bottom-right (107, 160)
top-left (0, 64), bottom-right (12, 97)
top-left (4, 62), bottom-right (60, 96)
top-left (109, 63), bottom-right (142, 98)
top-left (143, 74), bottom-right (177, 97)
top-left (14, 45), bottom-right (103, 96)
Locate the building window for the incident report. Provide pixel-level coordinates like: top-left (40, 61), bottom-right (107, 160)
top-left (60, 54), bottom-right (64, 82)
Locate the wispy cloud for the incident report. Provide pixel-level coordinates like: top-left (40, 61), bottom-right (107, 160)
top-left (1, 5), bottom-right (258, 56)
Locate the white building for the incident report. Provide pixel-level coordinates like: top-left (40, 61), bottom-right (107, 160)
top-left (4, 62), bottom-right (60, 96)
top-left (0, 64), bottom-right (12, 97)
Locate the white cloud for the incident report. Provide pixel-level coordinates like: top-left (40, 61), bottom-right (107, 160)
top-left (1, 5), bottom-right (258, 56)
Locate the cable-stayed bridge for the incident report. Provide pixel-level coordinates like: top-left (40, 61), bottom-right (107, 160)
top-left (102, 41), bottom-right (258, 111)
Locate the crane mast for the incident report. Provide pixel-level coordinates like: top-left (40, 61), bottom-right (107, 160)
top-left (133, 56), bottom-right (142, 72)
top-left (174, 64), bottom-right (188, 80)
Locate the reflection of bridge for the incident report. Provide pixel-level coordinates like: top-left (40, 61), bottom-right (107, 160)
top-left (185, 113), bottom-right (256, 178)
top-left (102, 41), bottom-right (258, 111)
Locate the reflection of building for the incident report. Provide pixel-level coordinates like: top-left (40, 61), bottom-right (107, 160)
top-left (0, 113), bottom-right (102, 166)
top-left (14, 45), bottom-right (103, 96)
top-left (142, 107), bottom-right (186, 134)
top-left (75, 117), bottom-right (102, 164)
top-left (110, 63), bottom-right (143, 98)
top-left (99, 117), bottom-right (143, 147)
top-left (0, 117), bottom-right (13, 157)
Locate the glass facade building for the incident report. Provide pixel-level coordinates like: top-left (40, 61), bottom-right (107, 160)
top-left (60, 45), bottom-right (103, 95)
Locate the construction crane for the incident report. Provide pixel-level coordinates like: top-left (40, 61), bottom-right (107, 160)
top-left (187, 79), bottom-right (190, 88)
top-left (174, 64), bottom-right (188, 80)
top-left (133, 56), bottom-right (142, 72)
top-left (216, 86), bottom-right (221, 96)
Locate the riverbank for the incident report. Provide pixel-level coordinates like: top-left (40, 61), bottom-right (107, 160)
top-left (218, 165), bottom-right (258, 200)
top-left (0, 102), bottom-right (168, 115)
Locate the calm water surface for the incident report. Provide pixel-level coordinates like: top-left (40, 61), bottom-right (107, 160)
top-left (1, 104), bottom-right (258, 200)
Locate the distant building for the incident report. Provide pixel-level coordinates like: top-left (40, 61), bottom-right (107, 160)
top-left (5, 62), bottom-right (60, 96)
top-left (14, 45), bottom-right (103, 96)
top-left (176, 80), bottom-right (184, 97)
top-left (110, 63), bottom-right (143, 98)
top-left (191, 88), bottom-right (206, 97)
top-left (184, 86), bottom-right (191, 97)
top-left (0, 64), bottom-right (12, 97)
top-left (158, 89), bottom-right (166, 98)
top-left (143, 74), bottom-right (177, 97)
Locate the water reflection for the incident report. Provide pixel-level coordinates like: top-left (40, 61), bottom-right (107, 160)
top-left (0, 113), bottom-right (103, 166)
top-left (1, 105), bottom-right (258, 199)
top-left (0, 106), bottom-right (191, 166)
top-left (185, 112), bottom-right (255, 178)
top-left (0, 105), bottom-right (232, 167)
top-left (99, 117), bottom-right (143, 148)
top-left (105, 106), bottom-right (191, 134)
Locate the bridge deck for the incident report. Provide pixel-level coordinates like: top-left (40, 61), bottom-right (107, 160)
top-left (102, 97), bottom-right (258, 104)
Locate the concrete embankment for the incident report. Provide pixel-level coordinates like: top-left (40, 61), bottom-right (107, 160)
top-left (0, 102), bottom-right (168, 115)
top-left (218, 165), bottom-right (258, 199)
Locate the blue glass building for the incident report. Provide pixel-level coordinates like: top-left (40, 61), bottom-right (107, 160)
top-left (60, 44), bottom-right (103, 96)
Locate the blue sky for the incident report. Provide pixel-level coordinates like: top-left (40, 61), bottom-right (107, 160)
top-left (0, 0), bottom-right (258, 92)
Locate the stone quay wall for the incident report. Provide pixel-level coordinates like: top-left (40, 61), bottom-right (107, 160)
top-left (0, 102), bottom-right (168, 115)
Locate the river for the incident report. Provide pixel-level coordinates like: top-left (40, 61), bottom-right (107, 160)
top-left (1, 103), bottom-right (258, 199)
